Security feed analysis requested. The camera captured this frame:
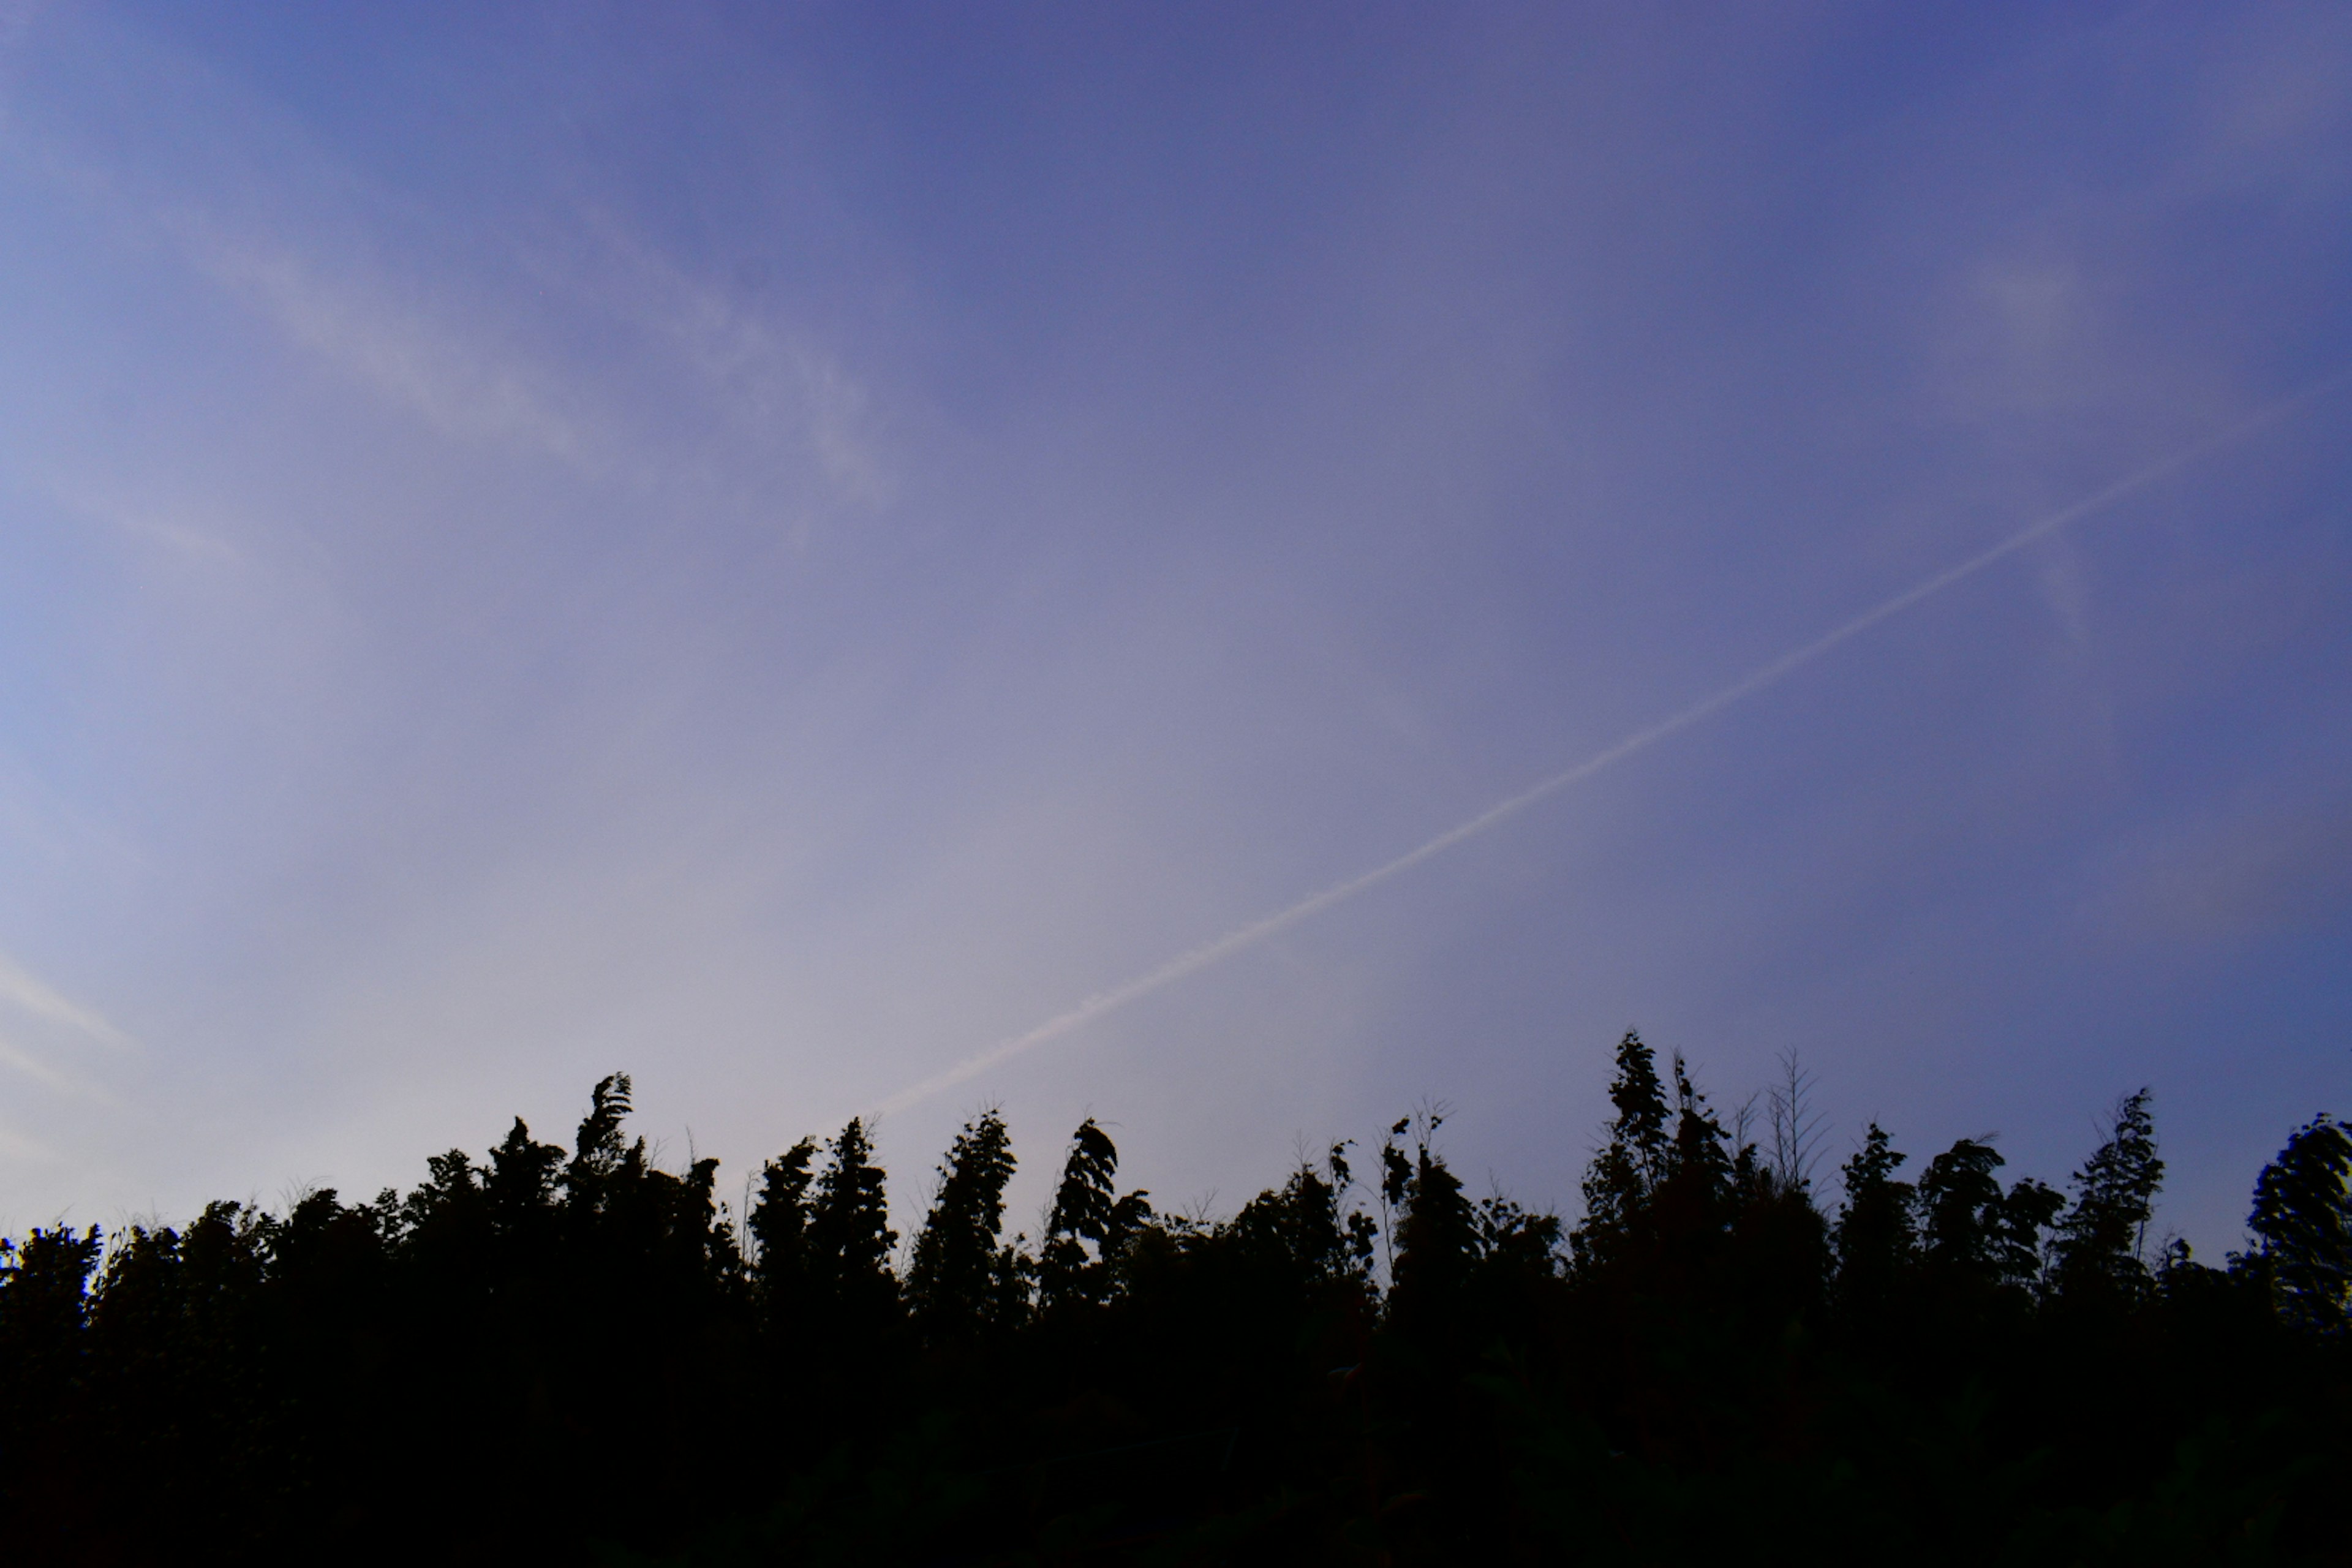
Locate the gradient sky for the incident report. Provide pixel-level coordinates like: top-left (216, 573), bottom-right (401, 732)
top-left (3, 1), bottom-right (2350, 1257)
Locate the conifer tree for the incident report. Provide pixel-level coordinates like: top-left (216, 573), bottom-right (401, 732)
top-left (1988, 1174), bottom-right (2062, 1292)
top-left (1039, 1118), bottom-right (1152, 1312)
top-left (908, 1110), bottom-right (1022, 1338)
top-left (806, 1117), bottom-right (899, 1325)
top-left (1659, 1052), bottom-right (1735, 1230)
top-left (652, 1151), bottom-right (733, 1289)
top-left (89, 1221), bottom-right (185, 1358)
top-left (750, 1136), bottom-right (820, 1322)
top-left (480, 1118), bottom-right (564, 1286)
top-left (564, 1072), bottom-right (648, 1219)
top-left (2245, 1112), bottom-right (2352, 1332)
top-left (0, 1224), bottom-right (101, 1380)
top-left (2051, 1088), bottom-right (2163, 1303)
top-left (1833, 1123), bottom-right (1915, 1325)
top-left (485, 1118), bottom-right (564, 1234)
top-left (1914, 1137), bottom-right (2058, 1300)
top-left (1919, 1138), bottom-right (2008, 1279)
top-left (1571, 1029), bottom-right (1673, 1273)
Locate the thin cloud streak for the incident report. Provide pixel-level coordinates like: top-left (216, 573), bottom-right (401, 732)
top-left (0, 1033), bottom-right (105, 1101)
top-left (0, 950), bottom-right (134, 1050)
top-left (878, 373), bottom-right (2352, 1117)
top-left (0, 950), bottom-right (127, 1104)
top-left (165, 211), bottom-right (590, 463)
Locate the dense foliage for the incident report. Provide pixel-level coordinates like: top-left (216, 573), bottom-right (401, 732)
top-left (4, 1040), bottom-right (2348, 1565)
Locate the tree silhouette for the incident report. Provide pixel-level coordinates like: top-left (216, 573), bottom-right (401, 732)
top-left (2050, 1088), bottom-right (2163, 1304)
top-left (750, 1135), bottom-right (821, 1329)
top-left (1763, 1049), bottom-right (1828, 1193)
top-left (907, 1109), bottom-right (1023, 1340)
top-left (806, 1115), bottom-right (899, 1330)
top-left (1386, 1114), bottom-right (1479, 1338)
top-left (2244, 1112), bottom-right (2352, 1332)
top-left (1655, 1051), bottom-right (1736, 1250)
top-left (565, 1071), bottom-right (645, 1212)
top-left (1570, 1028), bottom-right (1672, 1275)
top-left (1227, 1145), bottom-right (1379, 1298)
top-left (486, 1115), bottom-right (565, 1250)
top-left (0, 1224), bottom-right (101, 1417)
top-left (1038, 1117), bottom-right (1152, 1314)
top-left (1833, 1121), bottom-right (1915, 1329)
top-left (5, 1054), bottom-right (2350, 1564)
top-left (1919, 1137), bottom-right (2007, 1276)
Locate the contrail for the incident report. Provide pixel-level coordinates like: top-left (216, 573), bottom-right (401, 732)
top-left (0, 952), bottom-right (135, 1051)
top-left (877, 374), bottom-right (2349, 1117)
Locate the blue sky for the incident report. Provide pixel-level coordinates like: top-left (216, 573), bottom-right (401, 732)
top-left (1, 1), bottom-right (2348, 1255)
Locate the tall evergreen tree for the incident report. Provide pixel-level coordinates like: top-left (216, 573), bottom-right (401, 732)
top-left (563, 1072), bottom-right (648, 1221)
top-left (2245, 1112), bottom-right (2352, 1332)
top-left (1833, 1123), bottom-right (1915, 1325)
top-left (1989, 1174), bottom-right (2062, 1293)
top-left (1657, 1052), bottom-right (1735, 1234)
top-left (1914, 1137), bottom-right (2059, 1303)
top-left (750, 1136), bottom-right (820, 1324)
top-left (1919, 1138), bottom-right (2007, 1280)
top-left (1039, 1118), bottom-right (1152, 1313)
top-left (2050, 1088), bottom-right (2163, 1303)
top-left (1571, 1028), bottom-right (1673, 1273)
top-left (806, 1117), bottom-right (899, 1325)
top-left (907, 1110), bottom-right (1023, 1338)
top-left (484, 1117), bottom-right (564, 1240)
top-left (0, 1224), bottom-right (101, 1399)
top-left (398, 1147), bottom-right (496, 1314)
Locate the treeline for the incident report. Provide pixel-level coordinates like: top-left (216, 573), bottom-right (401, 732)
top-left (2, 1033), bottom-right (2349, 1565)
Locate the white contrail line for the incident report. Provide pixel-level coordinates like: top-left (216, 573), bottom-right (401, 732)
top-left (0, 951), bottom-right (135, 1050)
top-left (876, 375), bottom-right (2350, 1117)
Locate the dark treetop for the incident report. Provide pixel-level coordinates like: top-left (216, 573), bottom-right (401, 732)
top-left (5, 1042), bottom-right (2350, 1566)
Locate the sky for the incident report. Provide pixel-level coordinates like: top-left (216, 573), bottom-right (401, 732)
top-left (2, 1), bottom-right (2349, 1258)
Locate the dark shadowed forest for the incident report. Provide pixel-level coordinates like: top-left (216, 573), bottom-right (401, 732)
top-left (4, 1034), bottom-right (2349, 1566)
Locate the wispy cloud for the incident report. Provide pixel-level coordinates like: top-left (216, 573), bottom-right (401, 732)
top-left (0, 8), bottom-right (600, 472)
top-left (538, 210), bottom-right (898, 513)
top-left (45, 477), bottom-right (251, 567)
top-left (0, 950), bottom-right (133, 1051)
top-left (799, 348), bottom-right (894, 511)
top-left (0, 952), bottom-right (129, 1102)
top-left (9, 5), bottom-right (891, 529)
top-left (162, 208), bottom-right (592, 464)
